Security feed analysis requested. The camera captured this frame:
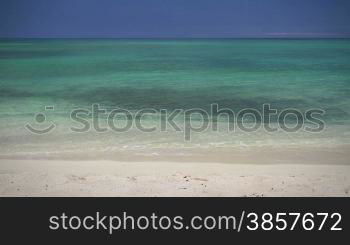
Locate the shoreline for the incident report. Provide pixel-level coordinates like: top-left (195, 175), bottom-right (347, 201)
top-left (1, 144), bottom-right (349, 165)
top-left (0, 159), bottom-right (349, 197)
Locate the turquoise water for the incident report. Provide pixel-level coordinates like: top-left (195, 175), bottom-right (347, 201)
top-left (0, 39), bottom-right (350, 159)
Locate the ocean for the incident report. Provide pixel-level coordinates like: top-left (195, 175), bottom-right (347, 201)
top-left (0, 39), bottom-right (350, 160)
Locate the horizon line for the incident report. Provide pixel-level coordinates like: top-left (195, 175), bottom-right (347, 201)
top-left (1, 36), bottom-right (350, 40)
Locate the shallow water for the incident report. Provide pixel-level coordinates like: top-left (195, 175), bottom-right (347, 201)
top-left (0, 39), bottom-right (350, 159)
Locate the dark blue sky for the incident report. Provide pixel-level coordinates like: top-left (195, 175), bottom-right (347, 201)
top-left (1, 0), bottom-right (350, 38)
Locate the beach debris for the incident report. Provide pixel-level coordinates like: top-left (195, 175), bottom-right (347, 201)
top-left (193, 177), bottom-right (208, 182)
top-left (182, 176), bottom-right (208, 182)
top-left (250, 193), bottom-right (264, 197)
top-left (127, 176), bottom-right (137, 181)
top-left (183, 175), bottom-right (191, 182)
top-left (67, 174), bottom-right (86, 182)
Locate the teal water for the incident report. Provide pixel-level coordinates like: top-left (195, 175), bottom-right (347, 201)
top-left (0, 39), bottom-right (350, 159)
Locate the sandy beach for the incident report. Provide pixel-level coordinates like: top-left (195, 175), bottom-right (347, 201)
top-left (1, 39), bottom-right (350, 197)
top-left (1, 160), bottom-right (349, 197)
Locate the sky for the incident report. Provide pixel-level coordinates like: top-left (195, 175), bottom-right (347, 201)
top-left (0, 0), bottom-right (350, 38)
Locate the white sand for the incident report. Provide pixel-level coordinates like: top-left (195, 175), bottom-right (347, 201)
top-left (0, 160), bottom-right (349, 197)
